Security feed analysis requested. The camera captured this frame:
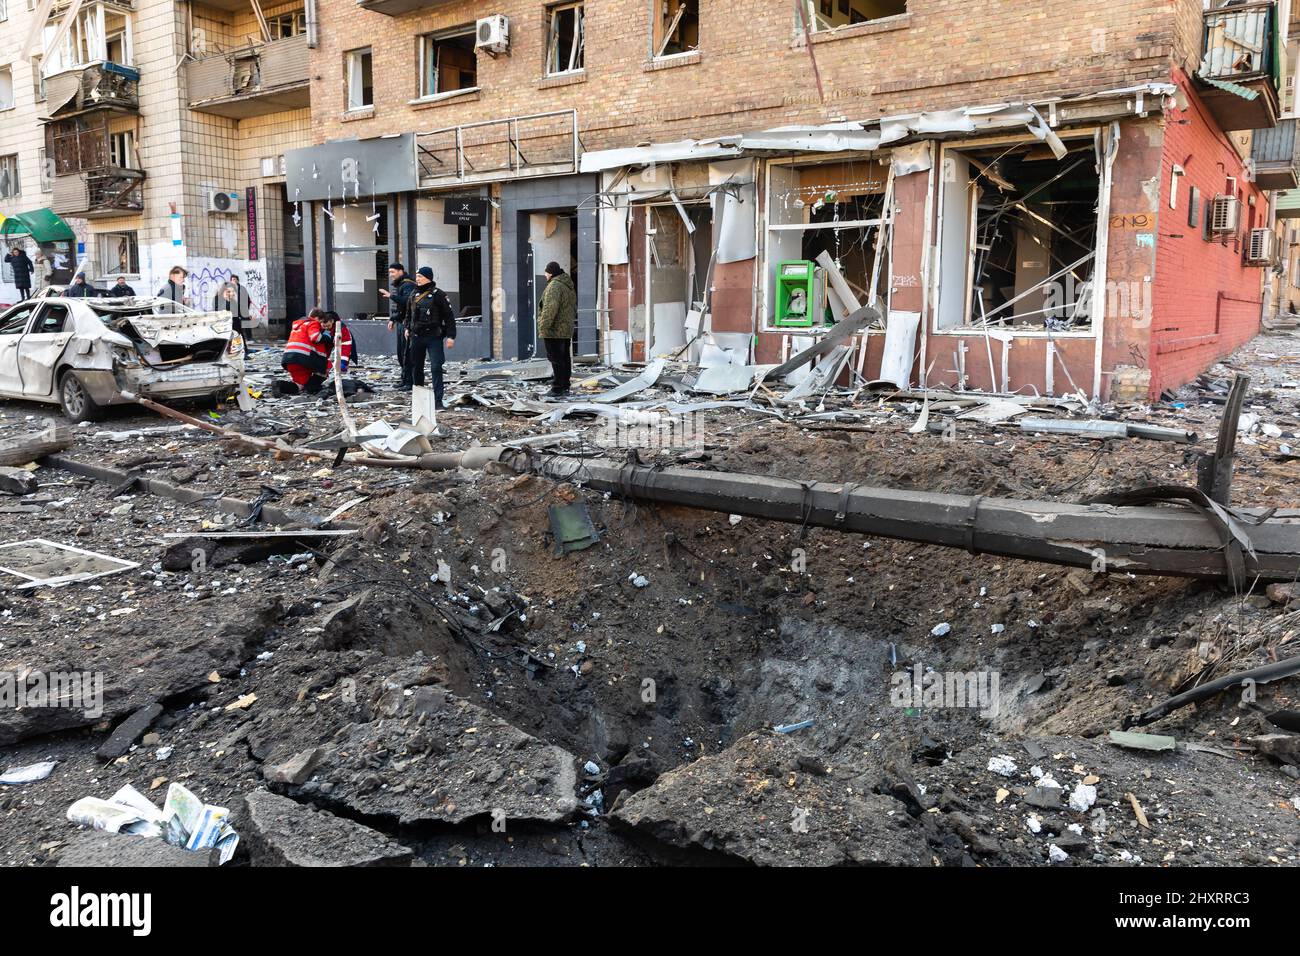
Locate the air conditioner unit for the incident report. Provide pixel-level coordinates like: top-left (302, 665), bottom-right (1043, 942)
top-left (1210, 195), bottom-right (1239, 234)
top-left (476, 15), bottom-right (509, 54)
top-left (207, 188), bottom-right (242, 215)
top-left (1247, 227), bottom-right (1275, 264)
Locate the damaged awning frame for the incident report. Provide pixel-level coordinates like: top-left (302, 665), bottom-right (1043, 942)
top-left (577, 84), bottom-right (1175, 173)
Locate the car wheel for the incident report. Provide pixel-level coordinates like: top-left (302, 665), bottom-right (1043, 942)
top-left (59, 371), bottom-right (103, 423)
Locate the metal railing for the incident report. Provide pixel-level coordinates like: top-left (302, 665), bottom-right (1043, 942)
top-left (1252, 116), bottom-right (1298, 165)
top-left (415, 109), bottom-right (579, 185)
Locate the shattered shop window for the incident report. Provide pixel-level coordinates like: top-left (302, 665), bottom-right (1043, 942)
top-left (546, 2), bottom-right (584, 75)
top-left (801, 0), bottom-right (907, 32)
top-left (936, 140), bottom-right (1101, 332)
top-left (766, 158), bottom-right (892, 330)
top-left (651, 0), bottom-right (698, 59)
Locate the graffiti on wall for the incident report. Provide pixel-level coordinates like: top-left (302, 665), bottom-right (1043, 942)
top-left (186, 256), bottom-right (270, 328)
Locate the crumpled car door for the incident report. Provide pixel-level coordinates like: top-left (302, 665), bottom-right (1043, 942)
top-left (17, 303), bottom-right (75, 398)
top-left (0, 303), bottom-right (40, 396)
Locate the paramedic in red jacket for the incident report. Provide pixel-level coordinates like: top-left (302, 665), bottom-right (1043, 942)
top-left (278, 308), bottom-right (334, 395)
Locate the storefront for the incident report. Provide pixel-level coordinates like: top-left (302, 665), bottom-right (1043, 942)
top-left (285, 133), bottom-right (495, 359)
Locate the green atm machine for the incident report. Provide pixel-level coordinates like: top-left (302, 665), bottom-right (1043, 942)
top-left (775, 259), bottom-right (819, 327)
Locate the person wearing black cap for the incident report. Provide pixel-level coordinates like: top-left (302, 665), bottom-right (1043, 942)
top-left (537, 261), bottom-right (575, 396)
top-left (65, 272), bottom-right (99, 298)
top-left (380, 263), bottom-right (417, 386)
top-left (404, 266), bottom-right (455, 405)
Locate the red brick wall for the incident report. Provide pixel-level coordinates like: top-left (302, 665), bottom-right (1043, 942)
top-left (1150, 69), bottom-right (1267, 397)
top-left (1099, 116), bottom-right (1164, 401)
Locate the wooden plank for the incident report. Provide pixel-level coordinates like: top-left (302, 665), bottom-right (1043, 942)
top-left (0, 426), bottom-right (74, 468)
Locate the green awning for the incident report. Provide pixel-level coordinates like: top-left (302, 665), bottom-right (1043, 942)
top-left (1200, 75), bottom-right (1262, 102)
top-left (0, 208), bottom-right (76, 243)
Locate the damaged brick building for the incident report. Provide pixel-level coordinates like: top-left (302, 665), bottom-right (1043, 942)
top-left (287, 0), bottom-right (1294, 401)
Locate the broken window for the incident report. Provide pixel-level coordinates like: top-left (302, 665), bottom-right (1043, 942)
top-left (108, 129), bottom-right (135, 169)
top-left (266, 10), bottom-right (306, 39)
top-left (651, 0), bottom-right (698, 58)
top-left (346, 47), bottom-right (373, 110)
top-left (42, 4), bottom-right (134, 72)
top-left (0, 153), bottom-right (19, 199)
top-left (97, 231), bottom-right (138, 275)
top-left (802, 0), bottom-right (906, 32)
top-left (33, 303), bottom-right (69, 333)
top-left (546, 2), bottom-right (584, 75)
top-left (415, 195), bottom-right (484, 323)
top-left (765, 158), bottom-right (892, 330)
top-left (330, 202), bottom-right (389, 321)
top-left (0, 304), bottom-right (36, 335)
top-left (419, 28), bottom-right (478, 99)
top-left (628, 199), bottom-right (713, 357)
top-left (936, 140), bottom-right (1100, 331)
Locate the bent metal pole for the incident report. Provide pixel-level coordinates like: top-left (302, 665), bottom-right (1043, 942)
top-left (499, 451), bottom-right (1300, 584)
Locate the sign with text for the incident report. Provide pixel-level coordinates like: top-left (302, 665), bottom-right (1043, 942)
top-left (443, 197), bottom-right (488, 227)
top-left (246, 187), bottom-right (259, 260)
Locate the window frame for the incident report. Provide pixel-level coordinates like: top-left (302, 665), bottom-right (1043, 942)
top-left (545, 2), bottom-right (585, 77)
top-left (0, 303), bottom-right (38, 336)
top-left (345, 47), bottom-right (373, 112)
top-left (800, 0), bottom-right (908, 33)
top-left (267, 10), bottom-right (306, 40)
top-left (416, 26), bottom-right (479, 101)
top-left (933, 133), bottom-right (1105, 339)
top-left (762, 153), bottom-right (894, 333)
top-left (0, 64), bottom-right (15, 112)
top-left (32, 54), bottom-right (45, 101)
top-left (649, 0), bottom-right (699, 60)
top-left (97, 230), bottom-right (140, 276)
top-left (0, 153), bottom-right (20, 199)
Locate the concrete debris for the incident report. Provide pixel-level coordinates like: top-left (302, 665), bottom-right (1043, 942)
top-left (1108, 730), bottom-right (1176, 752)
top-left (56, 830), bottom-right (218, 868)
top-left (987, 756), bottom-right (1019, 777)
top-left (292, 684), bottom-right (579, 826)
top-left (241, 789), bottom-right (413, 867)
top-left (613, 732), bottom-right (929, 866)
top-left (95, 703), bottom-right (164, 762)
top-left (263, 748), bottom-right (322, 786)
top-left (0, 324), bottom-right (1297, 870)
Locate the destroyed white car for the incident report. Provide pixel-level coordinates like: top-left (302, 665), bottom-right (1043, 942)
top-left (0, 295), bottom-right (245, 422)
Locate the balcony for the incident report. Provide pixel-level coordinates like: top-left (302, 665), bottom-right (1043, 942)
top-left (1196, 1), bottom-right (1282, 131)
top-left (187, 34), bottom-right (310, 119)
top-left (41, 61), bottom-right (140, 121)
top-left (1252, 118), bottom-right (1300, 189)
top-left (51, 168), bottom-right (145, 218)
top-left (416, 110), bottom-right (579, 187)
top-left (356, 0), bottom-right (457, 16)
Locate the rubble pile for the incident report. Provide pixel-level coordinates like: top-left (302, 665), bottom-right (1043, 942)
top-left (0, 330), bottom-right (1297, 868)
